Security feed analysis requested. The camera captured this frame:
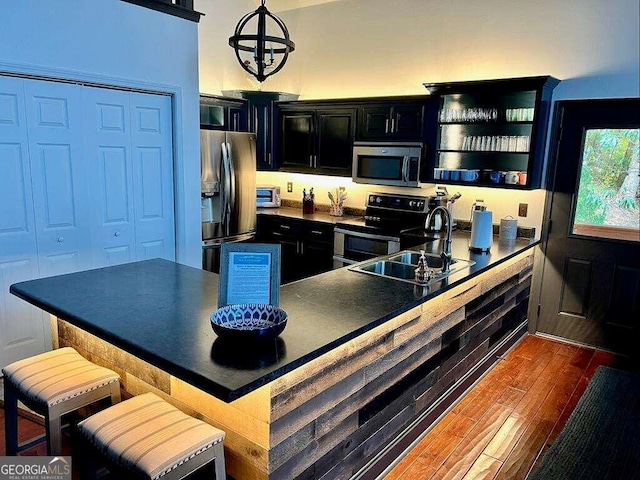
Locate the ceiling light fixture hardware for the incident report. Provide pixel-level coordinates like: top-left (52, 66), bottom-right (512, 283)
top-left (228, 0), bottom-right (295, 83)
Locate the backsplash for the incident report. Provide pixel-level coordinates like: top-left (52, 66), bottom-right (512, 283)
top-left (257, 171), bottom-right (546, 237)
top-left (281, 198), bottom-right (365, 216)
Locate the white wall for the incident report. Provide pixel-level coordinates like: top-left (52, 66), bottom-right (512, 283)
top-left (200, 0), bottom-right (639, 233)
top-left (0, 0), bottom-right (202, 267)
top-left (200, 0), bottom-right (639, 99)
top-left (199, 0), bottom-right (262, 95)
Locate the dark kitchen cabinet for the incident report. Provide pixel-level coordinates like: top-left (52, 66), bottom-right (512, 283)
top-left (256, 215), bottom-right (334, 283)
top-left (222, 90), bottom-right (298, 171)
top-left (279, 105), bottom-right (356, 176)
top-left (199, 95), bottom-right (247, 132)
top-left (357, 101), bottom-right (426, 141)
top-left (425, 76), bottom-right (560, 189)
top-left (299, 221), bottom-right (334, 278)
top-left (280, 110), bottom-right (314, 171)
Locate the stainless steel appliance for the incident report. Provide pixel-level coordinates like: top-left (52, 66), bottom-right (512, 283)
top-left (201, 130), bottom-right (257, 272)
top-left (352, 142), bottom-right (423, 187)
top-left (333, 192), bottom-right (433, 268)
top-left (256, 185), bottom-right (281, 208)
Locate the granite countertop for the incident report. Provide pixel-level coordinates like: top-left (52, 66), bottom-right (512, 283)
top-left (10, 231), bottom-right (538, 402)
top-left (257, 206), bottom-right (362, 224)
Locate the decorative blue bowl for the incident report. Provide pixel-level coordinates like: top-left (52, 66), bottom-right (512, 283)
top-left (210, 304), bottom-right (288, 340)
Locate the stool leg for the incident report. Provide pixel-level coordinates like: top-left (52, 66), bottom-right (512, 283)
top-left (213, 443), bottom-right (226, 480)
top-left (45, 411), bottom-right (62, 455)
top-left (73, 429), bottom-right (98, 480)
top-left (4, 382), bottom-right (19, 455)
top-left (109, 382), bottom-right (121, 405)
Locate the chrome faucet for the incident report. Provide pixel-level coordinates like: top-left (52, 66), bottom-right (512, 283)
top-left (425, 205), bottom-right (453, 272)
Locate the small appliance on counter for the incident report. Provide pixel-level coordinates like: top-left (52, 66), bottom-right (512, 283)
top-left (469, 200), bottom-right (493, 252)
top-left (425, 187), bottom-right (461, 232)
top-left (425, 192), bottom-right (448, 232)
top-left (256, 185), bottom-right (281, 208)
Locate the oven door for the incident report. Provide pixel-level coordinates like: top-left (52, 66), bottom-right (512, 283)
top-left (352, 143), bottom-right (422, 187)
top-left (333, 228), bottom-right (401, 268)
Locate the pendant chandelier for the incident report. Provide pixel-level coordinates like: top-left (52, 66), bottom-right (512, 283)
top-left (228, 0), bottom-right (296, 83)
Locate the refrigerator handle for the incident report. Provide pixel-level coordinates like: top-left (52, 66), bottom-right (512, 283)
top-left (221, 142), bottom-right (231, 237)
top-left (226, 142), bottom-right (237, 222)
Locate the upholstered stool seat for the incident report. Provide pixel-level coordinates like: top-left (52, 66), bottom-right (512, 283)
top-left (77, 392), bottom-right (226, 480)
top-left (2, 347), bottom-right (121, 455)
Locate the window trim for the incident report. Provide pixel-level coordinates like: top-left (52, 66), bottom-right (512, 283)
top-left (121, 0), bottom-right (203, 23)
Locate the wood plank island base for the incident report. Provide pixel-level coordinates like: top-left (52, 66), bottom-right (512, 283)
top-left (52, 250), bottom-right (533, 480)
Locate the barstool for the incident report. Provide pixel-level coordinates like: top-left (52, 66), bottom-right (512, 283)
top-left (77, 392), bottom-right (226, 479)
top-left (2, 347), bottom-right (121, 455)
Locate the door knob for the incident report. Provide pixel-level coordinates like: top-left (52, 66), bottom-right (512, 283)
top-left (57, 237), bottom-right (64, 243)
top-left (114, 232), bottom-right (121, 237)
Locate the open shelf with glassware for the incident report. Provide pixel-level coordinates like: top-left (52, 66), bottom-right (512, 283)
top-left (424, 76), bottom-right (560, 189)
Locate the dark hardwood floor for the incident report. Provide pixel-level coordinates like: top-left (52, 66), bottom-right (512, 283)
top-left (384, 333), bottom-right (631, 480)
top-left (0, 334), bottom-right (632, 480)
top-left (0, 407), bottom-right (48, 456)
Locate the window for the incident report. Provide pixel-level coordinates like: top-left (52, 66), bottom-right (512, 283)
top-left (573, 128), bottom-right (640, 242)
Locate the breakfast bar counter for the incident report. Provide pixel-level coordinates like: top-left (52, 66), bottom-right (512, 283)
top-left (10, 232), bottom-right (537, 480)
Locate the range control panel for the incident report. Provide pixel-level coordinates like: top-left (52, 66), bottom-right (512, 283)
top-left (366, 192), bottom-right (429, 213)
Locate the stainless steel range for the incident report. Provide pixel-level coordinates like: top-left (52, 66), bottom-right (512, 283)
top-left (333, 192), bottom-right (437, 268)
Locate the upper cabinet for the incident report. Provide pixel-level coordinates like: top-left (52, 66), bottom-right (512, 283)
top-left (425, 76), bottom-right (560, 189)
top-left (356, 100), bottom-right (427, 141)
top-left (278, 103), bottom-right (356, 176)
top-left (199, 95), bottom-right (248, 132)
top-left (222, 91), bottom-right (298, 171)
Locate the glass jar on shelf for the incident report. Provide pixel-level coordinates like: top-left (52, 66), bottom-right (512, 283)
top-left (439, 107), bottom-right (498, 123)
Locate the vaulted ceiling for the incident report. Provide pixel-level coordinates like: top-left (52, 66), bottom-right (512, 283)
top-left (251, 0), bottom-right (342, 12)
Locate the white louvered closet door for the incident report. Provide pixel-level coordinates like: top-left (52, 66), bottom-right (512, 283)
top-left (0, 77), bottom-right (48, 367)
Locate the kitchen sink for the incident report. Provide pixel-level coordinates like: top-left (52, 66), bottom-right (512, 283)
top-left (349, 250), bottom-right (475, 286)
top-left (387, 252), bottom-right (449, 269)
top-left (359, 261), bottom-right (418, 280)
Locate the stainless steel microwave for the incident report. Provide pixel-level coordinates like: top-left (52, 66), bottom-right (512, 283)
top-left (352, 142), bottom-right (423, 187)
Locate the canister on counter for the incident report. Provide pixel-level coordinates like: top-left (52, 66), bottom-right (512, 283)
top-left (499, 215), bottom-right (518, 242)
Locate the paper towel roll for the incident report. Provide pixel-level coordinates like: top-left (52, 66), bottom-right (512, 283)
top-left (470, 210), bottom-right (493, 251)
top-left (499, 216), bottom-right (518, 241)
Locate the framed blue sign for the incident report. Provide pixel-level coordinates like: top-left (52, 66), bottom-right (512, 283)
top-left (218, 243), bottom-right (281, 307)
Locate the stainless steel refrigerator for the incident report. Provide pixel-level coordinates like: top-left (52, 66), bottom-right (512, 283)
top-left (201, 130), bottom-right (257, 272)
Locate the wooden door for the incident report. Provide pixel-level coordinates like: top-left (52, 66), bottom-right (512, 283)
top-left (316, 108), bottom-right (355, 175)
top-left (391, 103), bottom-right (424, 139)
top-left (130, 92), bottom-right (175, 262)
top-left (280, 111), bottom-right (314, 170)
top-left (535, 99), bottom-right (640, 354)
top-left (248, 96), bottom-right (275, 171)
top-left (0, 76), bottom-right (48, 368)
top-left (24, 79), bottom-right (93, 278)
top-left (357, 105), bottom-right (391, 140)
